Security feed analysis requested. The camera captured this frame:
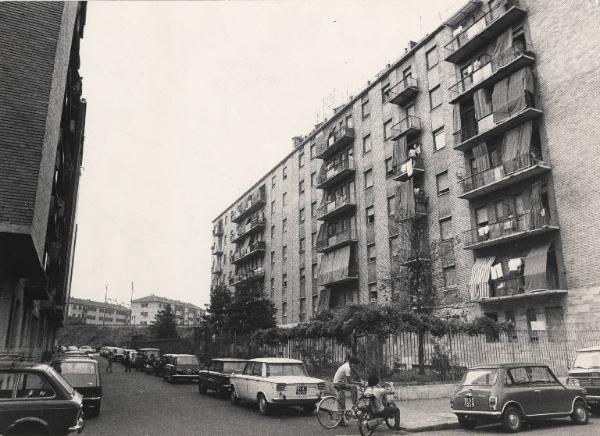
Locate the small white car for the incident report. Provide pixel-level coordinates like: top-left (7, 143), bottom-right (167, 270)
top-left (229, 358), bottom-right (325, 415)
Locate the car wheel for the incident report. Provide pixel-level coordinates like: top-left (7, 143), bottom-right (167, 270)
top-left (230, 386), bottom-right (240, 405)
top-left (457, 415), bottom-right (477, 430)
top-left (502, 406), bottom-right (523, 433)
top-left (258, 394), bottom-right (270, 415)
top-left (199, 382), bottom-right (207, 394)
top-left (571, 400), bottom-right (589, 425)
top-left (7, 423), bottom-right (49, 436)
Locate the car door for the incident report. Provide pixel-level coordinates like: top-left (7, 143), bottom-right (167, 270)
top-left (528, 366), bottom-right (572, 414)
top-left (237, 362), bottom-right (253, 400)
top-left (0, 371), bottom-right (18, 433)
top-left (505, 367), bottom-right (537, 416)
top-left (246, 362), bottom-right (263, 401)
top-left (207, 361), bottom-right (222, 390)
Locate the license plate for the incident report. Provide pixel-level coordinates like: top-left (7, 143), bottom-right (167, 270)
top-left (296, 385), bottom-right (307, 395)
top-left (464, 397), bottom-right (475, 408)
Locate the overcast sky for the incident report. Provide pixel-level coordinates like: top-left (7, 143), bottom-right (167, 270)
top-left (72, 0), bottom-right (465, 309)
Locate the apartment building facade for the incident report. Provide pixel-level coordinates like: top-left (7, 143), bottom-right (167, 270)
top-left (131, 295), bottom-right (205, 326)
top-left (68, 298), bottom-right (131, 325)
top-left (0, 2), bottom-right (87, 357)
top-left (211, 0), bottom-right (600, 332)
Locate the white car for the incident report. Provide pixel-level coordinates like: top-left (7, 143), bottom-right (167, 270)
top-left (79, 345), bottom-right (94, 354)
top-left (229, 358), bottom-right (325, 415)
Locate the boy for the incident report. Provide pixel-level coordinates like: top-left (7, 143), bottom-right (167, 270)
top-left (363, 374), bottom-right (401, 432)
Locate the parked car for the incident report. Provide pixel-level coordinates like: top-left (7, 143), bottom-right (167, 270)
top-left (163, 354), bottom-right (200, 383)
top-left (229, 358), bottom-right (326, 415)
top-left (198, 358), bottom-right (248, 397)
top-left (0, 358), bottom-right (85, 435)
top-left (111, 347), bottom-right (125, 362)
top-left (451, 363), bottom-right (588, 432)
top-left (149, 354), bottom-right (176, 377)
top-left (52, 356), bottom-right (102, 417)
top-left (124, 349), bottom-right (137, 364)
top-left (134, 348), bottom-right (160, 371)
top-left (567, 346), bottom-right (600, 414)
top-left (67, 346), bottom-right (79, 352)
top-left (78, 346), bottom-right (94, 354)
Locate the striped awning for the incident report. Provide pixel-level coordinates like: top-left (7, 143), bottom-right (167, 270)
top-left (469, 256), bottom-right (495, 300)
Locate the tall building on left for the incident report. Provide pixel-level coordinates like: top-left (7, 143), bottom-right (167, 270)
top-left (0, 2), bottom-right (87, 357)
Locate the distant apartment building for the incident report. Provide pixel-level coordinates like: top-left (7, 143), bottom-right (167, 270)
top-left (131, 295), bottom-right (205, 326)
top-left (67, 298), bottom-right (130, 325)
top-left (0, 2), bottom-right (87, 357)
top-left (211, 0), bottom-right (600, 333)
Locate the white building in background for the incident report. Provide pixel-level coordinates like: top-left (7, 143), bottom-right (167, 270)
top-left (68, 298), bottom-right (131, 325)
top-left (130, 295), bottom-right (205, 326)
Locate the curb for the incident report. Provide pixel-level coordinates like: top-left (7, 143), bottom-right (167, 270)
top-left (403, 421), bottom-right (461, 433)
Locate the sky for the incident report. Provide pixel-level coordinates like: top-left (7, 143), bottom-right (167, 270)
top-left (72, 0), bottom-right (466, 309)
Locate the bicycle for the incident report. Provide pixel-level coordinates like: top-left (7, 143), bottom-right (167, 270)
top-left (316, 382), bottom-right (370, 429)
top-left (357, 382), bottom-right (398, 436)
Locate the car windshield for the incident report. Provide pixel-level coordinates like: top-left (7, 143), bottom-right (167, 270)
top-left (223, 362), bottom-right (246, 373)
top-left (47, 367), bottom-right (75, 396)
top-left (59, 362), bottom-right (97, 387)
top-left (462, 369), bottom-right (498, 386)
top-left (266, 363), bottom-right (307, 377)
top-left (573, 351), bottom-right (600, 369)
top-left (178, 356), bottom-right (198, 365)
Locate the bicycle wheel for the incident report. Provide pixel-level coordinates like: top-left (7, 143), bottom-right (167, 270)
top-left (316, 396), bottom-right (343, 429)
top-left (358, 410), bottom-right (375, 436)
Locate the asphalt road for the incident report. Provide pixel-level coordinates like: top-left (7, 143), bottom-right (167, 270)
top-left (85, 357), bottom-right (357, 436)
top-left (417, 419), bottom-right (599, 436)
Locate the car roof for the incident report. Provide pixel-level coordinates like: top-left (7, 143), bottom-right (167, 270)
top-left (577, 346), bottom-right (600, 352)
top-left (55, 357), bottom-right (97, 364)
top-left (212, 358), bottom-right (248, 362)
top-left (0, 361), bottom-right (51, 371)
top-left (249, 357), bottom-right (303, 364)
top-left (139, 348), bottom-right (160, 351)
top-left (176, 354), bottom-right (197, 358)
top-left (469, 362), bottom-right (549, 369)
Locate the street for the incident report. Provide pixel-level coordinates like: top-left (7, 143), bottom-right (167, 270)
top-left (85, 357), bottom-right (600, 436)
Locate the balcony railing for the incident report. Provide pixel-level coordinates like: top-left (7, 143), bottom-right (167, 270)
top-left (231, 216), bottom-right (266, 243)
top-left (459, 153), bottom-right (550, 199)
top-left (453, 93), bottom-right (541, 151)
top-left (317, 192), bottom-right (356, 221)
top-left (444, 0), bottom-right (527, 64)
top-left (463, 211), bottom-right (558, 249)
top-left (316, 228), bottom-right (358, 253)
top-left (211, 243), bottom-right (224, 255)
top-left (398, 191), bottom-right (428, 222)
top-left (231, 241), bottom-right (267, 264)
top-left (317, 157), bottom-right (355, 189)
top-left (396, 240), bottom-right (431, 267)
top-left (486, 272), bottom-right (559, 300)
top-left (387, 77), bottom-right (419, 106)
top-left (393, 157), bottom-right (425, 182)
top-left (390, 115), bottom-right (421, 140)
top-left (449, 45), bottom-right (535, 104)
top-left (231, 185), bottom-right (266, 224)
top-left (232, 267), bottom-right (266, 286)
top-left (316, 126), bottom-right (355, 160)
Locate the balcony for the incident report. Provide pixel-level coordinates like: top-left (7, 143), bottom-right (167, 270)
top-left (393, 157), bottom-right (425, 182)
top-left (231, 217), bottom-right (266, 243)
top-left (231, 241), bottom-right (267, 264)
top-left (396, 239), bottom-right (431, 267)
top-left (316, 126), bottom-right (355, 160)
top-left (317, 192), bottom-right (356, 222)
top-left (477, 272), bottom-right (566, 304)
top-left (390, 115), bottom-right (421, 140)
top-left (445, 0), bottom-right (527, 64)
top-left (232, 267), bottom-right (266, 287)
top-left (316, 157), bottom-right (355, 190)
top-left (316, 228), bottom-right (358, 253)
top-left (463, 211), bottom-right (559, 250)
top-left (231, 185), bottom-right (266, 224)
top-left (212, 220), bottom-right (223, 237)
top-left (211, 243), bottom-right (223, 255)
top-left (453, 98), bottom-right (542, 152)
top-left (388, 77), bottom-right (419, 106)
top-left (397, 192), bottom-right (428, 222)
top-left (212, 264), bottom-right (223, 275)
top-left (459, 154), bottom-right (551, 199)
top-left (448, 45), bottom-right (535, 104)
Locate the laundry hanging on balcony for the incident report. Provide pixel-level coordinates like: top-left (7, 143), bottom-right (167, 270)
top-left (392, 136), bottom-right (408, 173)
top-left (317, 245), bottom-right (352, 286)
top-left (396, 178), bottom-right (415, 221)
top-left (468, 256), bottom-right (495, 300)
top-left (502, 121), bottom-right (533, 173)
top-left (492, 67), bottom-right (535, 123)
top-left (524, 243), bottom-right (553, 291)
top-left (491, 28), bottom-right (513, 71)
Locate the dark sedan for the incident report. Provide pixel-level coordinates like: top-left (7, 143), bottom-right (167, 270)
top-left (163, 354), bottom-right (200, 383)
top-left (198, 358), bottom-right (248, 397)
top-left (53, 356), bottom-right (102, 417)
top-left (451, 363), bottom-right (588, 432)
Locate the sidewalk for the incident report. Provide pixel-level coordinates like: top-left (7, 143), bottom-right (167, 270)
top-left (398, 398), bottom-right (459, 433)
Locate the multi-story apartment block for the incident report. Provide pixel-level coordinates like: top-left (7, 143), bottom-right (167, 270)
top-left (0, 2), bottom-right (87, 357)
top-left (68, 298), bottom-right (131, 325)
top-left (131, 295), bottom-right (205, 326)
top-left (211, 0), bottom-right (600, 332)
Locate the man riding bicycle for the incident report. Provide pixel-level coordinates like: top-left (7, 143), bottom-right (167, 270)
top-left (333, 355), bottom-right (362, 415)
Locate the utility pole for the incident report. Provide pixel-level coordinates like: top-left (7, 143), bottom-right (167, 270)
top-left (130, 281), bottom-right (134, 325)
top-left (103, 284), bottom-right (108, 326)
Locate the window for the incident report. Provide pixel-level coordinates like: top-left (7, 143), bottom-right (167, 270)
top-left (271, 251), bottom-right (275, 268)
top-left (475, 207), bottom-right (489, 227)
top-left (271, 200), bottom-right (275, 215)
top-left (529, 366), bottom-right (556, 384)
top-left (505, 311), bottom-right (518, 341)
top-left (381, 81), bottom-right (390, 103)
top-left (311, 231), bottom-right (317, 248)
top-left (311, 201), bottom-right (317, 217)
top-left (311, 172), bottom-right (316, 187)
top-left (429, 85), bottom-right (442, 109)
top-left (433, 128), bottom-right (446, 151)
top-left (282, 193), bottom-right (287, 207)
top-left (366, 206), bottom-right (375, 224)
top-left (484, 312), bottom-right (499, 342)
top-left (312, 263), bottom-right (318, 279)
top-left (16, 373), bottom-right (55, 399)
top-left (299, 208), bottom-right (305, 223)
top-left (282, 273), bottom-right (288, 289)
top-left (299, 180), bottom-right (305, 194)
top-left (439, 217), bottom-right (453, 240)
top-left (283, 166), bottom-right (288, 180)
top-left (426, 46), bottom-right (438, 69)
top-left (403, 66), bottom-right (413, 80)
top-left (300, 267), bottom-right (306, 285)
top-left (282, 302), bottom-right (288, 320)
top-left (361, 99), bottom-right (370, 119)
top-left (271, 225), bottom-right (275, 240)
top-left (299, 152), bottom-right (305, 168)
top-left (282, 218), bottom-right (287, 233)
top-left (282, 246), bottom-right (288, 263)
top-left (299, 237), bottom-right (305, 253)
top-left (368, 283), bottom-right (378, 303)
top-left (387, 196), bottom-right (395, 216)
top-left (367, 244), bottom-right (376, 263)
top-left (436, 171), bottom-right (450, 194)
top-left (310, 143), bottom-right (316, 159)
top-left (364, 169), bottom-right (374, 189)
top-left (383, 119), bottom-right (393, 140)
top-left (299, 298), bottom-right (306, 320)
top-left (363, 134), bottom-right (372, 154)
top-left (385, 157), bottom-right (394, 178)
top-left (527, 309), bottom-right (539, 342)
top-left (271, 175), bottom-right (276, 189)
top-left (443, 266), bottom-right (457, 289)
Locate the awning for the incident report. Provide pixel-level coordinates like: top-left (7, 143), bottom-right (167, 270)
top-left (318, 245), bottom-right (351, 286)
top-left (468, 256), bottom-right (495, 300)
top-left (524, 243), bottom-right (552, 290)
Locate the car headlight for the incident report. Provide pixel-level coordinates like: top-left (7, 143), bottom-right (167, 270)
top-left (567, 378), bottom-right (580, 386)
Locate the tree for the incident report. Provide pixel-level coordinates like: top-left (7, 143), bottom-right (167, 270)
top-left (225, 285), bottom-right (276, 336)
top-left (205, 283), bottom-right (232, 335)
top-left (150, 304), bottom-right (178, 339)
